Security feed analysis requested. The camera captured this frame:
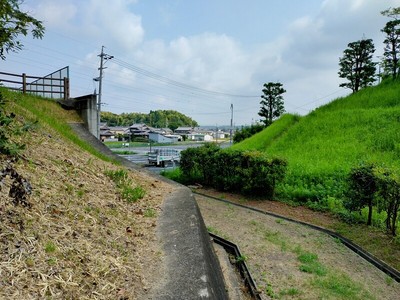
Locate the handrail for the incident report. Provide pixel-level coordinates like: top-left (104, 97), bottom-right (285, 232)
top-left (0, 70), bottom-right (69, 100)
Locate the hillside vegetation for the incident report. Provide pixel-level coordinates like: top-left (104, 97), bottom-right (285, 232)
top-left (233, 80), bottom-right (400, 220)
top-left (0, 88), bottom-right (172, 298)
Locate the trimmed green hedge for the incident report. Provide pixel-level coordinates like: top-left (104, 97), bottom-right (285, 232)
top-left (180, 144), bottom-right (287, 198)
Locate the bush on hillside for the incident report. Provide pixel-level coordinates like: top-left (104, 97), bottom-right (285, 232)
top-left (233, 123), bottom-right (265, 143)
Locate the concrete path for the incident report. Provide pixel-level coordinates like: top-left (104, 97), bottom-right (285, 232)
top-left (69, 123), bottom-right (228, 299)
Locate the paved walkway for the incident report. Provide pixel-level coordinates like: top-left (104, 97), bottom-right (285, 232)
top-left (69, 123), bottom-right (228, 299)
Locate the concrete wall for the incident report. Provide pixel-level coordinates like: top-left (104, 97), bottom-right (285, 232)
top-left (58, 94), bottom-right (98, 138)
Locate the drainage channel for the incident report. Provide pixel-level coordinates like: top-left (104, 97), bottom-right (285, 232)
top-left (196, 191), bottom-right (400, 283)
top-left (210, 232), bottom-right (262, 300)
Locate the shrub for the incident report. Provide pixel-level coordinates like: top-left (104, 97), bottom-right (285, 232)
top-left (179, 145), bottom-right (287, 198)
top-left (344, 163), bottom-right (377, 225)
top-left (374, 167), bottom-right (400, 236)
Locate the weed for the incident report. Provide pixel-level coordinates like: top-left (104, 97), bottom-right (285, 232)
top-left (298, 251), bottom-right (327, 276)
top-left (235, 254), bottom-right (248, 264)
top-left (249, 219), bottom-right (258, 226)
top-left (122, 186), bottom-right (145, 203)
top-left (144, 208), bottom-right (156, 218)
top-left (279, 287), bottom-right (300, 297)
top-left (238, 197), bottom-right (247, 204)
top-left (65, 184), bottom-right (73, 193)
top-left (105, 169), bottom-right (146, 203)
top-left (44, 241), bottom-right (56, 253)
top-left (313, 272), bottom-right (374, 300)
top-left (385, 276), bottom-right (394, 286)
top-left (76, 189), bottom-right (85, 198)
top-left (25, 257), bottom-right (35, 267)
top-left (207, 226), bottom-right (221, 235)
top-left (105, 169), bottom-right (129, 187)
top-left (47, 257), bottom-right (57, 265)
top-left (265, 283), bottom-right (276, 298)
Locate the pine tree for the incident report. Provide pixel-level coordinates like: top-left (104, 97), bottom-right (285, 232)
top-left (338, 39), bottom-right (376, 93)
top-left (258, 82), bottom-right (285, 127)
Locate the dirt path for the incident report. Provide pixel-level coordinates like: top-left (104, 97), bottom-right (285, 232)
top-left (196, 194), bottom-right (400, 300)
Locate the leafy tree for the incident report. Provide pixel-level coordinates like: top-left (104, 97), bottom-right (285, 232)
top-left (344, 163), bottom-right (377, 226)
top-left (258, 82), bottom-right (285, 126)
top-left (338, 39), bottom-right (376, 93)
top-left (233, 123), bottom-right (264, 143)
top-left (0, 0), bottom-right (45, 60)
top-left (381, 8), bottom-right (400, 79)
top-left (375, 167), bottom-right (400, 236)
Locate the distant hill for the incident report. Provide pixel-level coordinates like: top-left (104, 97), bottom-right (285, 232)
top-left (233, 80), bottom-right (400, 203)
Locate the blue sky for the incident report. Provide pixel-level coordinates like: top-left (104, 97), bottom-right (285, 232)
top-left (2, 0), bottom-right (398, 125)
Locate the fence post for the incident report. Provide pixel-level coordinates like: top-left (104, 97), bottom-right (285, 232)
top-left (63, 77), bottom-right (70, 100)
top-left (22, 73), bottom-right (26, 94)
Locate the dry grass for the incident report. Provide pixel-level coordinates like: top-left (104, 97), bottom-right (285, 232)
top-left (0, 105), bottom-right (174, 299)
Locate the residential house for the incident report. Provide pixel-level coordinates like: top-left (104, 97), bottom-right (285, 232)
top-left (128, 123), bottom-right (151, 140)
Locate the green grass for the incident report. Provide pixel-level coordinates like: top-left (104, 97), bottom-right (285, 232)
top-left (143, 208), bottom-right (156, 217)
top-left (105, 169), bottom-right (146, 203)
top-left (313, 273), bottom-right (374, 300)
top-left (111, 150), bottom-right (138, 155)
top-left (232, 113), bottom-right (301, 151)
top-left (44, 241), bottom-right (56, 253)
top-left (297, 252), bottom-right (327, 276)
top-left (2, 88), bottom-right (118, 163)
top-left (234, 80), bottom-right (400, 208)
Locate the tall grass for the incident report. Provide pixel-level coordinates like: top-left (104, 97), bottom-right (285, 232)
top-left (236, 80), bottom-right (400, 208)
top-left (232, 113), bottom-right (301, 151)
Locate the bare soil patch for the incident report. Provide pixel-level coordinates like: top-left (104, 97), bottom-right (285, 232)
top-left (196, 192), bottom-right (400, 299)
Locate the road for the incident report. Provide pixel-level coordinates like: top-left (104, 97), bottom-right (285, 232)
top-left (112, 142), bottom-right (232, 173)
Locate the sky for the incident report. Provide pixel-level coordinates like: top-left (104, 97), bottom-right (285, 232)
top-left (2, 0), bottom-right (398, 126)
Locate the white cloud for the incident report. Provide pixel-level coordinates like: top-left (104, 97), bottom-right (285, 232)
top-left (23, 0), bottom-right (400, 124)
top-left (79, 0), bottom-right (144, 51)
top-left (25, 0), bottom-right (77, 29)
top-left (27, 0), bottom-right (144, 52)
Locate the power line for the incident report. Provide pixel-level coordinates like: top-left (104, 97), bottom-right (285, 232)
top-left (111, 57), bottom-right (259, 98)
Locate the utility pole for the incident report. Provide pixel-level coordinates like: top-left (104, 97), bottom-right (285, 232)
top-left (230, 103), bottom-right (233, 144)
top-left (96, 46), bottom-right (113, 139)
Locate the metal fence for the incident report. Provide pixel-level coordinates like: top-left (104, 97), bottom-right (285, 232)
top-left (0, 66), bottom-right (70, 100)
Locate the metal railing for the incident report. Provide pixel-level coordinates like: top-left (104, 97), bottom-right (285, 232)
top-left (0, 67), bottom-right (70, 100)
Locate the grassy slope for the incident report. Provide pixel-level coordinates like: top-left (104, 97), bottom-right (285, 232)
top-left (234, 80), bottom-right (400, 202)
top-left (0, 89), bottom-right (171, 298)
top-left (232, 80), bottom-right (400, 270)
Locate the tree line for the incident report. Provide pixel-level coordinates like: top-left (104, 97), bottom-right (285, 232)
top-left (101, 109), bottom-right (198, 131)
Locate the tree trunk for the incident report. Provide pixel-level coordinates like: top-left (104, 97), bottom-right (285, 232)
top-left (367, 201), bottom-right (373, 226)
top-left (391, 209), bottom-right (398, 236)
top-left (391, 200), bottom-right (400, 236)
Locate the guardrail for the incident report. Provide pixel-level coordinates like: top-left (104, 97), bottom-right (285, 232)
top-left (0, 71), bottom-right (69, 100)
